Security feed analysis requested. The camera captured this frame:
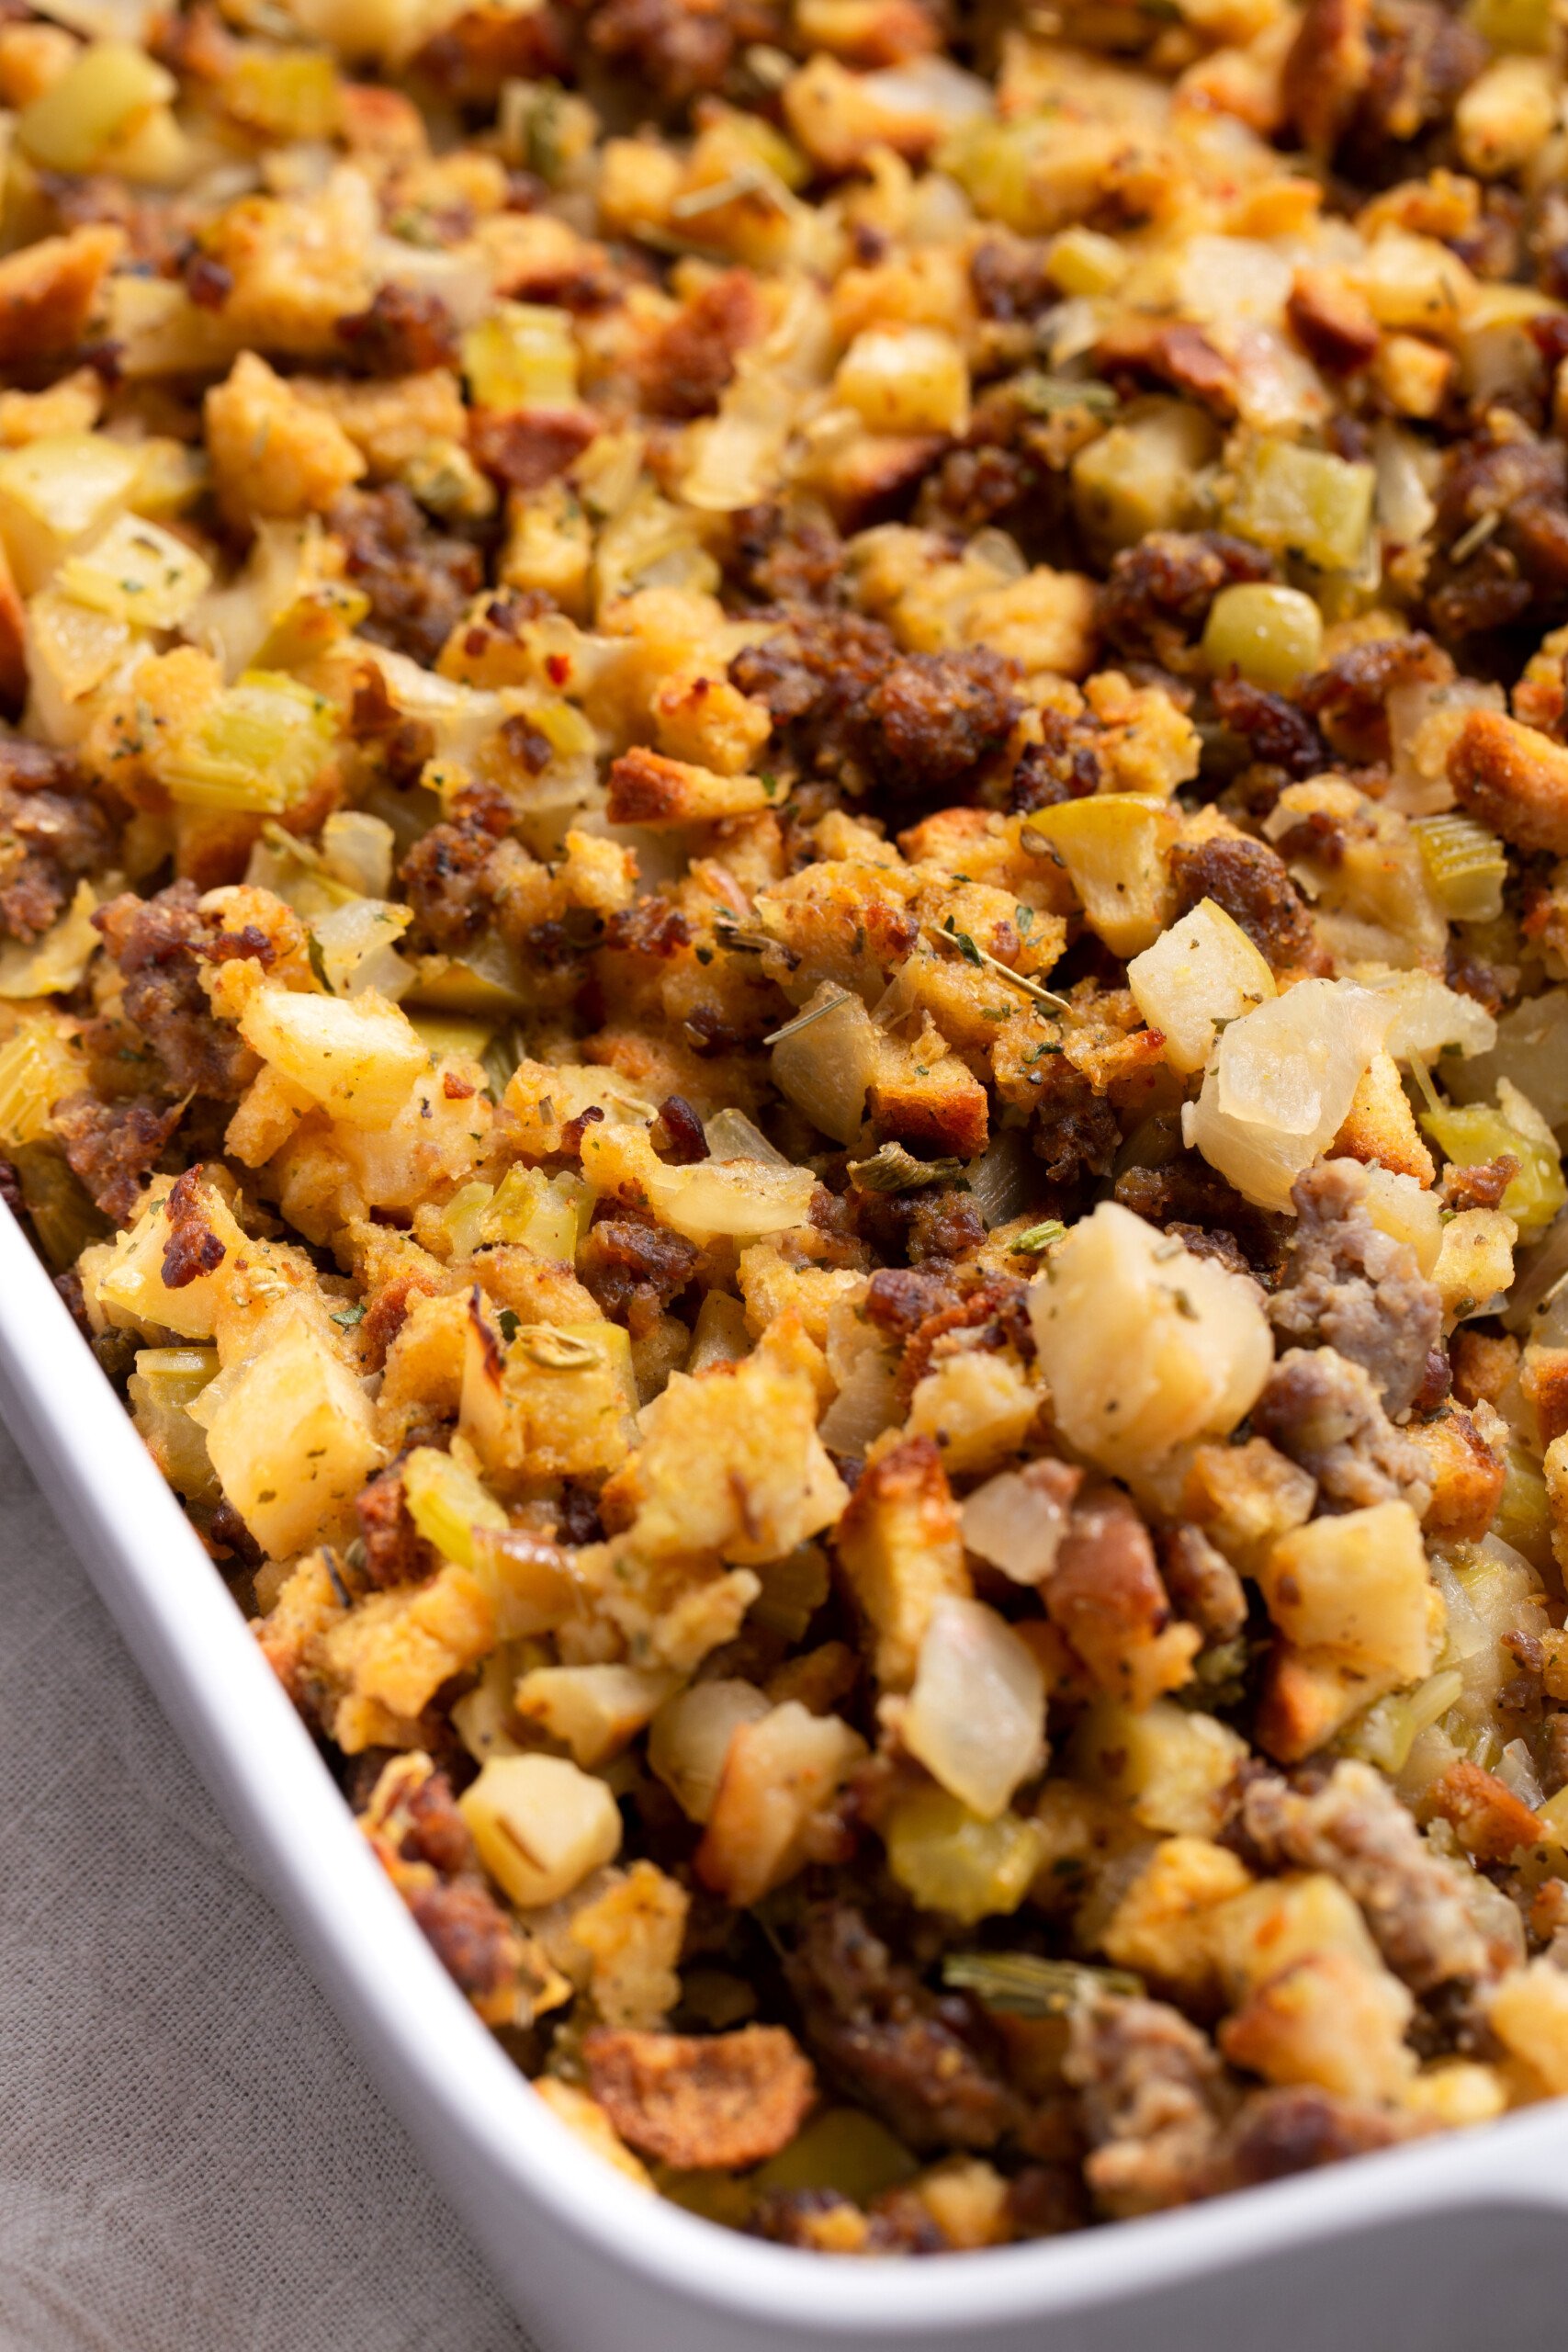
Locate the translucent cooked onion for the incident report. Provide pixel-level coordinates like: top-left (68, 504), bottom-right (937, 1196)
top-left (1372, 420), bottom-right (1437, 549)
top-left (368, 235), bottom-right (493, 327)
top-left (647, 1154), bottom-right (817, 1243)
top-left (310, 897), bottom-right (412, 998)
top-left (1361, 968), bottom-right (1497, 1063)
top-left (964, 1126), bottom-right (1039, 1227)
top-left (902, 1598), bottom-right (1045, 1821)
top-left (771, 984), bottom-right (880, 1146)
top-left (1185, 978), bottom-right (1393, 1211)
top-left (1447, 987), bottom-right (1568, 1129)
top-left (1385, 677), bottom-right (1503, 818)
top-left (648, 1679), bottom-right (770, 1823)
top-left (818, 1340), bottom-right (901, 1455)
top-left (704, 1106), bottom-right (788, 1166)
top-left (960, 1464), bottom-right (1073, 1584)
top-left (862, 54), bottom-right (989, 125)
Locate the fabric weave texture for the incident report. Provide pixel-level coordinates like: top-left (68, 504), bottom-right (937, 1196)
top-left (0, 1415), bottom-right (535, 2352)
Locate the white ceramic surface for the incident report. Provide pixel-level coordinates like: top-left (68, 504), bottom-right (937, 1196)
top-left (5, 1199), bottom-right (1568, 2352)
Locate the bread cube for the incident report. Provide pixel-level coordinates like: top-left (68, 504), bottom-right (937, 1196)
top-left (1258, 1500), bottom-right (1438, 1683)
top-left (460, 1753), bottom-right (623, 1908)
top-left (203, 1307), bottom-right (381, 1556)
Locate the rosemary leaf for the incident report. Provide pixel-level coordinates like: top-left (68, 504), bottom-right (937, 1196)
top-left (942, 1952), bottom-right (1144, 2017)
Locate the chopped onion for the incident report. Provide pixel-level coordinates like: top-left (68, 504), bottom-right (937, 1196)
top-left (861, 54), bottom-right (989, 125)
top-left (648, 1679), bottom-right (770, 1822)
top-left (647, 1154), bottom-right (817, 1243)
top-left (1385, 675), bottom-right (1504, 818)
top-left (320, 810), bottom-right (395, 899)
top-left (960, 1463), bottom-right (1073, 1585)
top-left (818, 1340), bottom-right (901, 1455)
top-left (687, 1291), bottom-right (752, 1372)
top-left (903, 1597), bottom-right (1045, 1821)
top-left (1496, 1736), bottom-right (1545, 1811)
top-left (964, 1127), bottom-right (1038, 1227)
top-left (1360, 968), bottom-right (1497, 1063)
top-left (704, 1106), bottom-right (787, 1166)
top-left (1372, 420), bottom-right (1437, 549)
top-left (310, 898), bottom-right (412, 999)
top-left (1447, 987), bottom-right (1568, 1129)
top-left (771, 983), bottom-right (881, 1145)
top-left (1185, 978), bottom-right (1393, 1211)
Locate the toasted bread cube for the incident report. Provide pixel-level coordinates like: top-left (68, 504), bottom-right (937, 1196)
top-left (1220, 1946), bottom-right (1415, 2099)
top-left (1332, 1050), bottom-right (1436, 1184)
top-left (1433, 1206), bottom-right (1517, 1323)
top-left (460, 1752), bottom-right (623, 1909)
top-left (1450, 709), bottom-right (1568, 856)
top-left (1488, 1961), bottom-right (1568, 2097)
top-left (204, 1309), bottom-right (381, 1557)
top-left (513, 1663), bottom-right (679, 1768)
top-left (1258, 1502), bottom-right (1438, 1684)
top-left (836, 1432), bottom-right (971, 1689)
top-left (606, 744), bottom-right (774, 825)
top-left (1098, 1835), bottom-right (1254, 1996)
top-left (1070, 1699), bottom-right (1247, 1838)
top-left (696, 1700), bottom-right (866, 1905)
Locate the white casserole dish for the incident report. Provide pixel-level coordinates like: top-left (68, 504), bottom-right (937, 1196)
top-left (5, 1199), bottom-right (1568, 2352)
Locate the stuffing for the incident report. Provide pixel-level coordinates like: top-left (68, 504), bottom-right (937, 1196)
top-left (10, 0), bottom-right (1568, 2258)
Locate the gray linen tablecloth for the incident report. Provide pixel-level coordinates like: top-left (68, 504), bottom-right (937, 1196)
top-left (0, 1413), bottom-right (536, 2352)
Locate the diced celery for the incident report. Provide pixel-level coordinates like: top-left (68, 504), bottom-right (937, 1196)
top-left (884, 1786), bottom-right (1046, 1924)
top-left (481, 1164), bottom-right (589, 1259)
top-left (6, 1142), bottom-right (108, 1269)
top-left (1495, 1448), bottom-right (1552, 1568)
top-left (750, 1544), bottom-right (831, 1643)
top-left (17, 41), bottom-right (174, 174)
top-left (1072, 400), bottom-right (1218, 553)
top-left (55, 513), bottom-right (212, 630)
top-left (131, 438), bottom-right (209, 521)
top-left (440, 1180), bottom-right (495, 1259)
top-left (1419, 1101), bottom-right (1567, 1238)
top-left (498, 79), bottom-right (598, 186)
top-left (409, 1010), bottom-right (498, 1064)
top-left (1201, 582), bottom-right (1324, 690)
top-left (402, 1443), bottom-right (510, 1571)
top-left (1044, 225), bottom-right (1129, 298)
top-left (225, 47), bottom-right (341, 141)
top-left (462, 303), bottom-right (578, 411)
top-left (938, 117), bottom-right (1039, 232)
top-left (1223, 437), bottom-right (1376, 573)
top-left (252, 581), bottom-right (370, 672)
top-left (1341, 1667), bottom-right (1465, 1773)
top-left (1411, 812), bottom-right (1508, 923)
top-left (751, 2109), bottom-right (917, 2202)
top-left (0, 1017), bottom-right (80, 1149)
top-left (161, 672), bottom-right (338, 812)
top-left (128, 1344), bottom-right (220, 1501)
